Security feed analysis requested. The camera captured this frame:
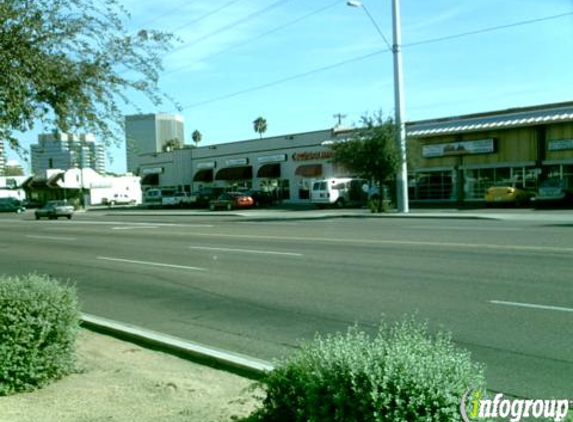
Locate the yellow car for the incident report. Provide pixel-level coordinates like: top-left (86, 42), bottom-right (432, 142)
top-left (484, 183), bottom-right (532, 206)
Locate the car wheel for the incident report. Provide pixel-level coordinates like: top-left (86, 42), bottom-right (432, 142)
top-left (335, 198), bottom-right (345, 208)
top-left (67, 215), bottom-right (72, 220)
top-left (209, 204), bottom-right (215, 211)
top-left (226, 203), bottom-right (232, 211)
top-left (35, 215), bottom-right (40, 220)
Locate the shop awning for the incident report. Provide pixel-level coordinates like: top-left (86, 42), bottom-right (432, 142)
top-left (193, 169), bottom-right (214, 182)
top-left (215, 166), bottom-right (253, 181)
top-left (257, 163), bottom-right (281, 178)
top-left (295, 164), bottom-right (322, 177)
top-left (141, 173), bottom-right (159, 186)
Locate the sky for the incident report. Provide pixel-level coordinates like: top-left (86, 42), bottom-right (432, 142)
top-left (7, 0), bottom-right (573, 173)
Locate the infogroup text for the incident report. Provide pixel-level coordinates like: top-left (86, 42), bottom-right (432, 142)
top-left (461, 390), bottom-right (570, 422)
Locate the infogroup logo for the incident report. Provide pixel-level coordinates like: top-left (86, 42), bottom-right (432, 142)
top-left (460, 390), bottom-right (570, 422)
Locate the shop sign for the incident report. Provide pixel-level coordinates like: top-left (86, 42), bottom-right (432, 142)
top-left (548, 139), bottom-right (573, 151)
top-left (423, 139), bottom-right (495, 158)
top-left (257, 154), bottom-right (287, 163)
top-left (140, 167), bottom-right (163, 175)
top-left (196, 161), bottom-right (216, 169)
top-left (226, 158), bottom-right (249, 166)
top-left (292, 151), bottom-right (333, 161)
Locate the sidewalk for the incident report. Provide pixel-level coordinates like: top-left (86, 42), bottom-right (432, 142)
top-left (97, 204), bottom-right (573, 223)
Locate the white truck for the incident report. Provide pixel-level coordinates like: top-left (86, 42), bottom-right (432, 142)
top-left (310, 178), bottom-right (368, 208)
top-left (161, 192), bottom-right (193, 207)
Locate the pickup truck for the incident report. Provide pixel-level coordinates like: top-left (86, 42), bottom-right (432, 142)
top-left (162, 192), bottom-right (193, 207)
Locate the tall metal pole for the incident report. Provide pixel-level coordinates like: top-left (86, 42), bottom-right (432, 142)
top-left (392, 0), bottom-right (409, 213)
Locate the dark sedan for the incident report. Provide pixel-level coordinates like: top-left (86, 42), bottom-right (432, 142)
top-left (209, 192), bottom-right (254, 211)
top-left (0, 203), bottom-right (25, 213)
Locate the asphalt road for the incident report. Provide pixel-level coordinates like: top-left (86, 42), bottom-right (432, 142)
top-left (0, 209), bottom-right (571, 398)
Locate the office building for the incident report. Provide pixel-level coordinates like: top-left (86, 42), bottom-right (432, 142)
top-left (125, 113), bottom-right (185, 173)
top-left (31, 132), bottom-right (105, 176)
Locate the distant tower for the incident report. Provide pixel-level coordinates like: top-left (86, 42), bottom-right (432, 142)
top-left (30, 133), bottom-right (105, 177)
top-left (125, 113), bottom-right (185, 174)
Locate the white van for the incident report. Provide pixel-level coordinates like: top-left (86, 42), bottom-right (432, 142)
top-left (310, 178), bottom-right (368, 208)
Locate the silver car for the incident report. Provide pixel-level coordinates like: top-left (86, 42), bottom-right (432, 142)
top-left (35, 201), bottom-right (75, 220)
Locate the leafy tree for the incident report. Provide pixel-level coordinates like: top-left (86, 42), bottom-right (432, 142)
top-left (331, 112), bottom-right (400, 212)
top-left (253, 116), bottom-right (268, 139)
top-left (4, 165), bottom-right (24, 176)
top-left (192, 129), bottom-right (203, 147)
top-left (162, 138), bottom-right (182, 152)
top-left (0, 0), bottom-right (176, 152)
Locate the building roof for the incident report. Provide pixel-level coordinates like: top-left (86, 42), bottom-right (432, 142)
top-left (406, 102), bottom-right (573, 138)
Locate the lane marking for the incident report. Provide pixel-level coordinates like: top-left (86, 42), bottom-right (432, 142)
top-left (189, 246), bottom-right (302, 256)
top-left (97, 256), bottom-right (206, 272)
top-left (411, 226), bottom-right (521, 232)
top-left (112, 226), bottom-right (158, 230)
top-left (490, 300), bottom-right (573, 313)
top-left (26, 235), bottom-right (76, 241)
top-left (181, 232), bottom-right (573, 254)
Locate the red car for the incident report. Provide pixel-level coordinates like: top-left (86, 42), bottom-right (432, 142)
top-left (209, 192), bottom-right (254, 211)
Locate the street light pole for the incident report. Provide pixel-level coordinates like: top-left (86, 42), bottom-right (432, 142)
top-left (391, 0), bottom-right (409, 213)
top-left (347, 0), bottom-right (409, 213)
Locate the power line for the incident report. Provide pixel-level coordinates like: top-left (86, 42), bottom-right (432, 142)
top-left (167, 0), bottom-right (297, 57)
top-left (181, 49), bottom-right (387, 110)
top-left (404, 11), bottom-right (573, 48)
top-left (177, 9), bottom-right (572, 111)
top-left (164, 0), bottom-right (340, 77)
top-left (171, 0), bottom-right (246, 34)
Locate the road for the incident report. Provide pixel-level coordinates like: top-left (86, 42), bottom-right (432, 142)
top-left (0, 209), bottom-right (571, 398)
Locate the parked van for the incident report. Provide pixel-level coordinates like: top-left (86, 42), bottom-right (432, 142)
top-left (310, 178), bottom-right (368, 208)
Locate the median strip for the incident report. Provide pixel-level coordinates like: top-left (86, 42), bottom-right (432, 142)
top-left (97, 256), bottom-right (206, 271)
top-left (490, 300), bottom-right (573, 313)
top-left (188, 246), bottom-right (302, 257)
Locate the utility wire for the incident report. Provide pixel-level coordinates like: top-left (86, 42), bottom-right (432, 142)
top-left (404, 11), bottom-right (573, 48)
top-left (181, 49), bottom-right (387, 110)
top-left (178, 9), bottom-right (572, 110)
top-left (164, 0), bottom-right (340, 77)
top-left (167, 0), bottom-right (297, 57)
top-left (171, 0), bottom-right (246, 34)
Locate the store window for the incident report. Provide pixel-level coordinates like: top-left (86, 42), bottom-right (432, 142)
top-left (411, 171), bottom-right (453, 200)
top-left (463, 167), bottom-right (538, 200)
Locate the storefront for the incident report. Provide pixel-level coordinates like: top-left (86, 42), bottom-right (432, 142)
top-left (407, 102), bottom-right (573, 203)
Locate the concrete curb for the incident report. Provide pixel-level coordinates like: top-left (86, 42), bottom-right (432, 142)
top-left (81, 313), bottom-right (274, 379)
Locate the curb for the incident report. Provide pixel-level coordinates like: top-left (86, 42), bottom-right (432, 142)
top-left (81, 313), bottom-right (274, 380)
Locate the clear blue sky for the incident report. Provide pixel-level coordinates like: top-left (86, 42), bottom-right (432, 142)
top-left (8, 0), bottom-right (573, 173)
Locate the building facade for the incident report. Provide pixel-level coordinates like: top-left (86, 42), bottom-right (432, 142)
top-left (134, 102), bottom-right (573, 205)
top-left (138, 129), bottom-right (349, 202)
top-left (0, 139), bottom-right (5, 176)
top-left (125, 113), bottom-right (185, 173)
top-left (31, 132), bottom-right (105, 176)
top-left (407, 101), bottom-right (573, 203)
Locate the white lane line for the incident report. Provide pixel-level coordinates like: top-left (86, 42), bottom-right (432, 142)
top-left (26, 235), bottom-right (76, 241)
top-left (490, 300), bottom-right (573, 313)
top-left (189, 246), bottom-right (302, 256)
top-left (97, 256), bottom-right (206, 271)
top-left (112, 226), bottom-right (158, 230)
top-left (412, 226), bottom-right (521, 231)
top-left (183, 232), bottom-right (573, 254)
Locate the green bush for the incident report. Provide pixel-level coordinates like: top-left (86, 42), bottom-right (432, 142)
top-left (0, 273), bottom-right (81, 395)
top-left (252, 316), bottom-right (486, 422)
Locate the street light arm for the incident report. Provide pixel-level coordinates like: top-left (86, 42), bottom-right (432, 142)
top-left (347, 1), bottom-right (392, 51)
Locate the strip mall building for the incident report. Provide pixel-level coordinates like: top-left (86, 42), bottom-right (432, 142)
top-left (138, 101), bottom-right (573, 204)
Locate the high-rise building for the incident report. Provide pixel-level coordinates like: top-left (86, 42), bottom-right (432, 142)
top-left (125, 113), bottom-right (185, 173)
top-left (0, 139), bottom-right (5, 176)
top-left (31, 132), bottom-right (105, 176)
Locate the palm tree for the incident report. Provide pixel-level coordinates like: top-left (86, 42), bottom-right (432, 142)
top-left (253, 117), bottom-right (267, 139)
top-left (162, 138), bottom-right (182, 152)
top-left (192, 130), bottom-right (203, 147)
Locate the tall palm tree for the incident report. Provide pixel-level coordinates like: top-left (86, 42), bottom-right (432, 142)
top-left (192, 130), bottom-right (203, 147)
top-left (253, 116), bottom-right (267, 139)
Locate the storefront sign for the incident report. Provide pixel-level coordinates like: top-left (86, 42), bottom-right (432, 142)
top-left (196, 161), bottom-right (216, 169)
top-left (292, 151), bottom-right (333, 161)
top-left (257, 154), bottom-right (287, 163)
top-left (548, 139), bottom-right (573, 151)
top-left (226, 158), bottom-right (248, 166)
top-left (423, 139), bottom-right (495, 158)
top-left (140, 167), bottom-right (163, 175)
